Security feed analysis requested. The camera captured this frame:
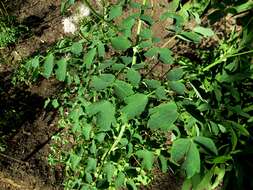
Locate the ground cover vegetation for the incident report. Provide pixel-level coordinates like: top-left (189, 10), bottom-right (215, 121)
top-left (1, 0), bottom-right (253, 189)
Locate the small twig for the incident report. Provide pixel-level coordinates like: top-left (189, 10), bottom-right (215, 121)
top-left (0, 153), bottom-right (28, 165)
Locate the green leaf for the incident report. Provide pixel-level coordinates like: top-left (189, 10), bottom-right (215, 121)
top-left (43, 53), bottom-right (54, 79)
top-left (136, 150), bottom-right (155, 170)
top-left (114, 80), bottom-right (134, 100)
top-left (143, 79), bottom-right (161, 89)
top-left (144, 47), bottom-right (159, 57)
top-left (111, 36), bottom-right (131, 51)
top-left (159, 48), bottom-right (174, 64)
top-left (127, 68), bottom-right (141, 87)
top-left (85, 157), bottom-right (97, 173)
top-left (97, 42), bottom-right (105, 57)
top-left (103, 162), bottom-right (115, 182)
top-left (115, 172), bottom-right (125, 188)
top-left (121, 93), bottom-right (148, 120)
top-left (148, 102), bottom-right (178, 130)
top-left (87, 101), bottom-right (115, 131)
top-left (193, 136), bottom-right (218, 155)
top-left (178, 31), bottom-right (202, 43)
top-left (182, 141), bottom-right (200, 178)
top-left (140, 15), bottom-right (154, 25)
top-left (171, 139), bottom-right (200, 178)
top-left (168, 81), bottom-right (185, 95)
top-left (155, 86), bottom-right (167, 100)
top-left (167, 67), bottom-right (184, 81)
top-left (69, 154), bottom-right (81, 170)
top-left (193, 26), bottom-right (214, 37)
top-left (84, 48), bottom-right (96, 69)
top-left (91, 74), bottom-right (115, 91)
top-left (71, 41), bottom-right (83, 55)
top-left (55, 58), bottom-right (67, 81)
top-left (82, 124), bottom-right (92, 141)
top-left (159, 155), bottom-right (168, 173)
top-left (109, 5), bottom-right (122, 20)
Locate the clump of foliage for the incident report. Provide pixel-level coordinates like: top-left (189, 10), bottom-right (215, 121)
top-left (15, 0), bottom-right (253, 190)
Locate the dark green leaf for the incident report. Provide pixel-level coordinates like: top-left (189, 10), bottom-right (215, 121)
top-left (168, 81), bottom-right (185, 95)
top-left (43, 53), bottom-right (54, 79)
top-left (127, 68), bottom-right (141, 87)
top-left (148, 102), bottom-right (178, 130)
top-left (121, 93), bottom-right (148, 120)
top-left (114, 80), bottom-right (134, 100)
top-left (136, 150), bottom-right (155, 170)
top-left (55, 58), bottom-right (67, 81)
top-left (87, 101), bottom-right (115, 131)
top-left (91, 74), bottom-right (115, 91)
top-left (159, 48), bottom-right (174, 64)
top-left (84, 48), bottom-right (96, 69)
top-left (194, 136), bottom-right (218, 155)
top-left (167, 67), bottom-right (184, 81)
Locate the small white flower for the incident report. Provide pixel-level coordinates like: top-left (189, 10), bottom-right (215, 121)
top-left (62, 17), bottom-right (77, 34)
top-left (78, 4), bottom-right (90, 17)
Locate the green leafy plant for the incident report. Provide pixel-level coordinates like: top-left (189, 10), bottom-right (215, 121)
top-left (16, 0), bottom-right (253, 189)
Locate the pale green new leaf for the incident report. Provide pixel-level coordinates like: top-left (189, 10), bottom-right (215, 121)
top-left (103, 162), bottom-right (115, 182)
top-left (85, 157), bottom-right (97, 173)
top-left (55, 58), bottom-right (67, 81)
top-left (121, 93), bottom-right (148, 120)
top-left (43, 53), bottom-right (54, 79)
top-left (136, 150), bottom-right (155, 170)
top-left (87, 101), bottom-right (115, 131)
top-left (115, 172), bottom-right (125, 188)
top-left (148, 102), bottom-right (178, 130)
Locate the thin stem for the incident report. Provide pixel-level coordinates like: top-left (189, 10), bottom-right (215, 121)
top-left (132, 0), bottom-right (148, 65)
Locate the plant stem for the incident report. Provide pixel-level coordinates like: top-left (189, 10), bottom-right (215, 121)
top-left (132, 0), bottom-right (148, 65)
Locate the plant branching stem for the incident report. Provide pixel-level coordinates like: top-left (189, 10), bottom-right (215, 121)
top-left (132, 0), bottom-right (148, 65)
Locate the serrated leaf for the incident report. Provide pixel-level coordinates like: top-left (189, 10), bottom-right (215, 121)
top-left (114, 80), bottom-right (134, 100)
top-left (103, 162), bottom-right (115, 182)
top-left (43, 53), bottom-right (54, 79)
top-left (109, 5), bottom-right (122, 20)
top-left (71, 41), bottom-right (83, 55)
top-left (87, 101), bottom-right (115, 131)
top-left (167, 67), bottom-right (184, 81)
top-left (136, 150), bottom-right (155, 170)
top-left (115, 172), bottom-right (125, 188)
top-left (193, 26), bottom-right (214, 37)
top-left (84, 48), bottom-right (96, 69)
top-left (168, 81), bottom-right (185, 95)
top-left (148, 102), bottom-right (178, 130)
top-left (91, 74), bottom-right (115, 91)
top-left (159, 48), bottom-right (174, 64)
top-left (121, 93), bottom-right (148, 120)
top-left (143, 79), bottom-right (161, 89)
top-left (155, 86), bottom-right (167, 100)
top-left (111, 36), bottom-right (131, 51)
top-left (69, 154), bottom-right (81, 170)
top-left (82, 124), bottom-right (92, 140)
top-left (194, 136), bottom-right (218, 155)
top-left (85, 157), bottom-right (97, 173)
top-left (171, 139), bottom-right (200, 178)
top-left (127, 68), bottom-right (141, 87)
top-left (182, 141), bottom-right (200, 178)
top-left (55, 58), bottom-right (67, 81)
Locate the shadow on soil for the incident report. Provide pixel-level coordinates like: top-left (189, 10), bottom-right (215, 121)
top-left (0, 70), bottom-right (63, 189)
